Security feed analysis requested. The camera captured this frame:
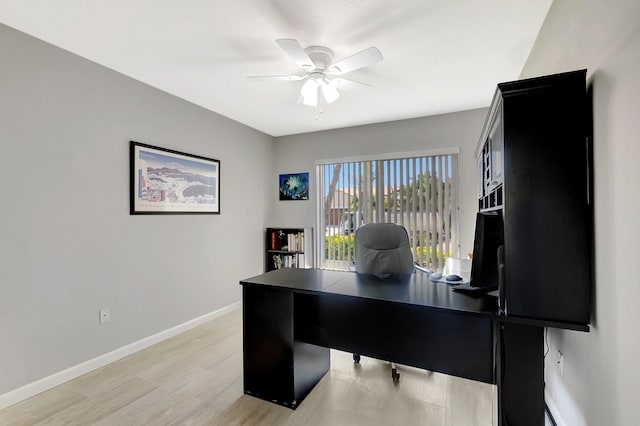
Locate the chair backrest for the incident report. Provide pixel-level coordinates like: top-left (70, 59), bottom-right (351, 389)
top-left (354, 223), bottom-right (414, 277)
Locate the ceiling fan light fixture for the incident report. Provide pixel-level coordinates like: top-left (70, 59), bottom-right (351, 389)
top-left (300, 79), bottom-right (319, 107)
top-left (321, 82), bottom-right (340, 104)
top-left (302, 96), bottom-right (318, 107)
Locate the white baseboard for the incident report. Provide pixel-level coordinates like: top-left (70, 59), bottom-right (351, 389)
top-left (545, 390), bottom-right (568, 426)
top-left (0, 302), bottom-right (241, 411)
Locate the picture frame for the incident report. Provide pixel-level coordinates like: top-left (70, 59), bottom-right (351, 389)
top-left (130, 141), bottom-right (220, 214)
top-left (279, 172), bottom-right (309, 201)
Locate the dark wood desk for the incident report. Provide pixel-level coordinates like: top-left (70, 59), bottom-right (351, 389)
top-left (240, 268), bottom-right (546, 426)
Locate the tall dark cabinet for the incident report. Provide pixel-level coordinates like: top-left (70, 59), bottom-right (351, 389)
top-left (475, 69), bottom-right (592, 326)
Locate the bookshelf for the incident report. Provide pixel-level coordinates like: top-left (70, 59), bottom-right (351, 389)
top-left (265, 227), bottom-right (313, 271)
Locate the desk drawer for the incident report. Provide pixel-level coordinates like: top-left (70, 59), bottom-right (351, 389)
top-left (295, 293), bottom-right (494, 384)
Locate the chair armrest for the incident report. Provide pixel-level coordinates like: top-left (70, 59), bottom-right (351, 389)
top-left (413, 264), bottom-right (432, 274)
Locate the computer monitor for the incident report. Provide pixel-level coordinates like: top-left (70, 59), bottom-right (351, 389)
top-left (470, 211), bottom-right (504, 288)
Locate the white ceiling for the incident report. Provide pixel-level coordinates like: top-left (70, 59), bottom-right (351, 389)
top-left (0, 0), bottom-right (552, 137)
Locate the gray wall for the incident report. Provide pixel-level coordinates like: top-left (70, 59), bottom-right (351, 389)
top-left (521, 1), bottom-right (640, 425)
top-left (0, 24), bottom-right (273, 395)
top-left (271, 109), bottom-right (488, 258)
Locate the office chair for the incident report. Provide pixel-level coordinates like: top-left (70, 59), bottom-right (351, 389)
top-left (352, 222), bottom-right (419, 382)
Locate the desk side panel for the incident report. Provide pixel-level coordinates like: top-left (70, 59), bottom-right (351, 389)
top-left (497, 322), bottom-right (544, 426)
top-left (295, 293), bottom-right (494, 384)
top-left (293, 342), bottom-right (330, 404)
top-left (242, 285), bottom-right (295, 407)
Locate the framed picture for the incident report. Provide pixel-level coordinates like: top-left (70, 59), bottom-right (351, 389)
top-left (279, 172), bottom-right (309, 201)
top-left (130, 141), bottom-right (220, 214)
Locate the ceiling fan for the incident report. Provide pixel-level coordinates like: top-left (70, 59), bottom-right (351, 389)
top-left (248, 39), bottom-right (383, 107)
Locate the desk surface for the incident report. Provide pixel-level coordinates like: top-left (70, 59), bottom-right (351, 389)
top-left (241, 268), bottom-right (589, 331)
top-left (240, 268), bottom-right (498, 319)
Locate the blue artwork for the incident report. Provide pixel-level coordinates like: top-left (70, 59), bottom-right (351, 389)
top-left (279, 172), bottom-right (309, 200)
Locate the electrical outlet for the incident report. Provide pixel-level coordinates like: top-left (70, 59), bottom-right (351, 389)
top-left (557, 350), bottom-right (564, 375)
top-left (99, 308), bottom-right (111, 324)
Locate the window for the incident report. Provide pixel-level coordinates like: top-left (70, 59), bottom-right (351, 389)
top-left (316, 151), bottom-right (459, 272)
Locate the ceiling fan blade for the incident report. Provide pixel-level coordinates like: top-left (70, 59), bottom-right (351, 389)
top-left (331, 77), bottom-right (374, 90)
top-left (247, 75), bottom-right (306, 81)
top-left (275, 39), bottom-right (315, 70)
top-left (329, 47), bottom-right (383, 75)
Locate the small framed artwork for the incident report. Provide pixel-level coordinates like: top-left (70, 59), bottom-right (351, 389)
top-left (130, 141), bottom-right (220, 214)
top-left (279, 172), bottom-right (309, 200)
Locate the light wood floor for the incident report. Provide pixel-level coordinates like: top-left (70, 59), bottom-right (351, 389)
top-left (0, 308), bottom-right (497, 425)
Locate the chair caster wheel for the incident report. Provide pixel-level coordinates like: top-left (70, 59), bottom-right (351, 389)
top-left (353, 354), bottom-right (361, 364)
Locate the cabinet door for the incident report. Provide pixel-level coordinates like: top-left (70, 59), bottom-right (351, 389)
top-left (476, 154), bottom-right (484, 199)
top-left (488, 110), bottom-right (504, 190)
top-left (502, 79), bottom-right (590, 324)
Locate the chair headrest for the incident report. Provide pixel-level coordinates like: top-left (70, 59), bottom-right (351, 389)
top-left (355, 223), bottom-right (411, 250)
top-left (354, 223), bottom-right (414, 276)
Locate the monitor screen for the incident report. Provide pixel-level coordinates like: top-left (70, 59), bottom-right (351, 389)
top-left (470, 211), bottom-right (504, 288)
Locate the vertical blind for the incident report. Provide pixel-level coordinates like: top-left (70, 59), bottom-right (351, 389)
top-left (317, 153), bottom-right (458, 272)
